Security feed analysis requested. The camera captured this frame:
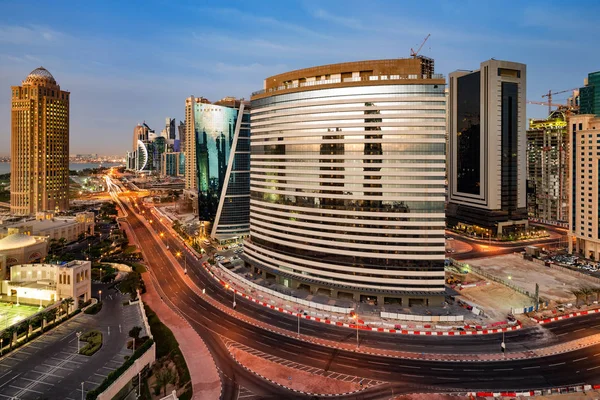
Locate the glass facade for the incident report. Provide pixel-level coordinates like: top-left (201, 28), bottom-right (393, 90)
top-left (580, 71), bottom-right (600, 116)
top-left (192, 103), bottom-right (250, 239)
top-left (501, 82), bottom-right (519, 215)
top-left (456, 72), bottom-right (481, 195)
top-left (246, 83), bottom-right (446, 294)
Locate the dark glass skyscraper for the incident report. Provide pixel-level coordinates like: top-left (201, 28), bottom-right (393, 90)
top-left (184, 97), bottom-right (250, 242)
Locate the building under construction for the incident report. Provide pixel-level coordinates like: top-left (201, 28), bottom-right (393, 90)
top-left (527, 109), bottom-right (572, 223)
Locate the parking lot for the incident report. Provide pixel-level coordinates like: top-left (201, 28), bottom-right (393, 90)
top-left (0, 285), bottom-right (146, 399)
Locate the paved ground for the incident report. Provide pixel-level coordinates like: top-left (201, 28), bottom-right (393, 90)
top-left (0, 284), bottom-right (146, 399)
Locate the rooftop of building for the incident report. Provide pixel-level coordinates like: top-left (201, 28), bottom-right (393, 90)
top-left (22, 66), bottom-right (58, 87)
top-left (0, 233), bottom-right (41, 251)
top-left (13, 260), bottom-right (90, 270)
top-left (0, 214), bottom-right (88, 235)
top-left (252, 57), bottom-right (443, 100)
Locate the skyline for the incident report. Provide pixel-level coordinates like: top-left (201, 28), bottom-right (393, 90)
top-left (1, 0), bottom-right (600, 156)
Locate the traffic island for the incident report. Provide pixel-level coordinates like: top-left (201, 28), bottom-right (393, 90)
top-left (79, 330), bottom-right (103, 356)
top-left (225, 339), bottom-right (379, 396)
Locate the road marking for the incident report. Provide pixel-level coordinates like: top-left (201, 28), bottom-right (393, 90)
top-left (573, 357), bottom-right (588, 362)
top-left (367, 361), bottom-right (389, 366)
top-left (588, 365), bottom-right (600, 370)
top-left (337, 363), bottom-right (358, 369)
top-left (438, 377), bottom-right (460, 380)
top-left (9, 385), bottom-right (43, 394)
top-left (556, 333), bottom-right (568, 336)
top-left (549, 362), bottom-right (566, 367)
top-left (522, 365), bottom-right (540, 369)
top-left (574, 328), bottom-right (585, 332)
top-left (431, 367), bottom-right (453, 371)
top-left (463, 369), bottom-right (483, 371)
top-left (402, 374), bottom-right (424, 378)
top-left (20, 377), bottom-right (54, 386)
top-left (494, 368), bottom-right (513, 371)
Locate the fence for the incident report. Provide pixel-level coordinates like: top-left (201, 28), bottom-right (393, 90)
top-left (217, 262), bottom-right (354, 314)
top-left (380, 311), bottom-right (463, 322)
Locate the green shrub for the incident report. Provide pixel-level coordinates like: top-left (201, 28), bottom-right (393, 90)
top-left (84, 302), bottom-right (103, 315)
top-left (79, 330), bottom-right (102, 356)
top-left (86, 339), bottom-right (154, 399)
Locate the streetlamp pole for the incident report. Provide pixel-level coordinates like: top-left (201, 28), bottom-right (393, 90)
top-left (297, 312), bottom-right (301, 337)
top-left (76, 331), bottom-right (82, 354)
top-left (99, 290), bottom-right (102, 302)
top-left (81, 382), bottom-right (84, 400)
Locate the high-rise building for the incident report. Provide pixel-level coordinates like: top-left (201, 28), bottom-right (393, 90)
top-left (184, 96), bottom-right (250, 242)
top-left (165, 117), bottom-right (176, 140)
top-left (447, 59), bottom-right (527, 237)
top-left (243, 58), bottom-right (446, 306)
top-left (527, 109), bottom-right (572, 224)
top-left (569, 114), bottom-right (600, 259)
top-left (579, 71), bottom-right (600, 116)
top-left (11, 67), bottom-right (70, 215)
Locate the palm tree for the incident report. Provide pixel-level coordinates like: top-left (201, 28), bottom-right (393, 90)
top-left (62, 298), bottom-right (74, 316)
top-left (4, 327), bottom-right (16, 350)
top-left (58, 237), bottom-right (67, 253)
top-left (581, 288), bottom-right (593, 305)
top-left (593, 288), bottom-right (600, 304)
top-left (571, 290), bottom-right (582, 306)
top-left (39, 312), bottom-right (50, 332)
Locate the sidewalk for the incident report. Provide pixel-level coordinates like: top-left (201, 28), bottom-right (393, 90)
top-left (142, 271), bottom-right (221, 400)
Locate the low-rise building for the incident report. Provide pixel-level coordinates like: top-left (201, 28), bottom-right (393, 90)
top-left (3, 260), bottom-right (91, 307)
top-left (0, 211), bottom-right (94, 242)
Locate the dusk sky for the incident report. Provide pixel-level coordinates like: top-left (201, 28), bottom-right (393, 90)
top-left (0, 0), bottom-right (598, 156)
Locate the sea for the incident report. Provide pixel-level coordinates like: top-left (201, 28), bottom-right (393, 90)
top-left (0, 162), bottom-right (124, 175)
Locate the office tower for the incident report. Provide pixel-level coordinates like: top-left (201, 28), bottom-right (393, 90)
top-left (527, 109), bottom-right (575, 224)
top-left (569, 114), bottom-right (600, 258)
top-left (11, 67), bottom-right (70, 215)
top-left (165, 117), bottom-right (176, 140)
top-left (243, 58), bottom-right (446, 306)
top-left (184, 96), bottom-right (250, 242)
top-left (177, 121), bottom-right (185, 147)
top-left (580, 71), bottom-right (600, 116)
top-left (447, 59), bottom-right (527, 237)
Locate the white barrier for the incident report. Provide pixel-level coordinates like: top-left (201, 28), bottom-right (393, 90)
top-left (380, 311), bottom-right (464, 323)
top-left (217, 263), bottom-right (353, 314)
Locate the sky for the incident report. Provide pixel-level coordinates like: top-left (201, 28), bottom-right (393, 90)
top-left (0, 0), bottom-right (598, 156)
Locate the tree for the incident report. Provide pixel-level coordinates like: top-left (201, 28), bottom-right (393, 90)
top-left (571, 290), bottom-right (583, 306)
top-left (4, 326), bottom-right (15, 350)
top-left (581, 287), bottom-right (593, 305)
top-left (58, 237), bottom-right (67, 253)
top-left (593, 288), bottom-right (600, 304)
top-left (39, 311), bottom-right (50, 332)
top-left (154, 367), bottom-right (176, 396)
top-left (119, 272), bottom-right (142, 300)
top-left (62, 298), bottom-right (75, 316)
top-left (128, 326), bottom-right (142, 341)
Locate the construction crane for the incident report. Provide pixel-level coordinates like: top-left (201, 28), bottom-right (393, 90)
top-left (411, 34), bottom-right (430, 58)
top-left (541, 88), bottom-right (578, 115)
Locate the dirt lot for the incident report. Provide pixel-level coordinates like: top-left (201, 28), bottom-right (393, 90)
top-left (465, 254), bottom-right (600, 304)
top-left (458, 278), bottom-right (533, 321)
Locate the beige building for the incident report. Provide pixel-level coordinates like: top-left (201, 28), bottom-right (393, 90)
top-left (0, 233), bottom-right (48, 273)
top-left (447, 59), bottom-right (528, 237)
top-left (11, 67), bottom-right (70, 216)
top-left (0, 211), bottom-right (94, 242)
top-left (5, 260), bottom-right (91, 307)
top-left (569, 114), bottom-right (600, 258)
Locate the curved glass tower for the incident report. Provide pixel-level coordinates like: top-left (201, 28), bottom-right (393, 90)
top-left (244, 58), bottom-right (446, 306)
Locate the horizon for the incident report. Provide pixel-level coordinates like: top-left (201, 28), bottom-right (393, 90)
top-left (1, 0), bottom-right (599, 155)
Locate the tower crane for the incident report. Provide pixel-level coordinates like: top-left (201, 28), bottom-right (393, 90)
top-left (410, 34), bottom-right (430, 58)
top-left (541, 88), bottom-right (578, 115)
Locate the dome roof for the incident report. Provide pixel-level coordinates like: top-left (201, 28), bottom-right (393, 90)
top-left (0, 233), bottom-right (38, 251)
top-left (23, 67), bottom-right (56, 85)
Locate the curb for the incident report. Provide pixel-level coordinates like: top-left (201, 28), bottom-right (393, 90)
top-left (468, 383), bottom-right (600, 398)
top-left (532, 308), bottom-right (600, 324)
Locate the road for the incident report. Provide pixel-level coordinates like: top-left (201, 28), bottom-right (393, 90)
top-left (117, 194), bottom-right (600, 398)
top-left (0, 284), bottom-right (144, 399)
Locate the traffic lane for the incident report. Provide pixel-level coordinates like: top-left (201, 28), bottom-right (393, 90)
top-left (130, 211), bottom-right (600, 392)
top-left (544, 313), bottom-right (600, 338)
top-left (136, 221), bottom-right (304, 400)
top-left (139, 206), bottom-right (594, 354)
top-left (136, 231), bottom-right (600, 392)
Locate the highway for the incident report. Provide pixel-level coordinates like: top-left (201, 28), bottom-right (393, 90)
top-left (110, 182), bottom-right (600, 397)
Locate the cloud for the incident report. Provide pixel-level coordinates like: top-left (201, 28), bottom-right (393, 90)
top-left (0, 25), bottom-right (67, 45)
top-left (311, 8), bottom-right (363, 29)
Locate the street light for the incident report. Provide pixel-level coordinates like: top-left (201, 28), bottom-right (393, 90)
top-left (76, 331), bottom-right (82, 353)
top-left (81, 382), bottom-right (84, 400)
top-left (99, 290), bottom-right (102, 302)
top-left (176, 252), bottom-right (187, 274)
top-left (297, 310), bottom-right (303, 337)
